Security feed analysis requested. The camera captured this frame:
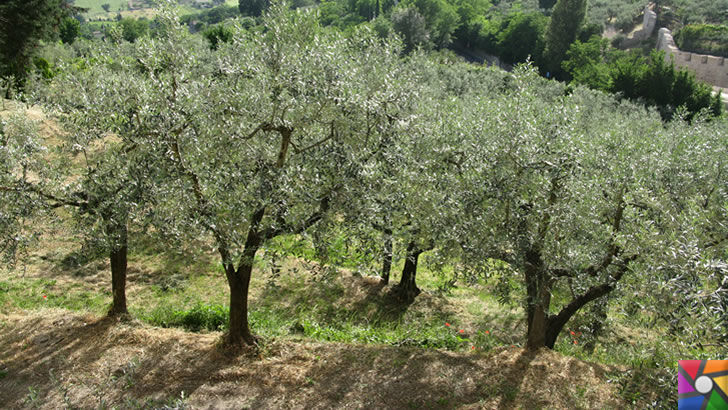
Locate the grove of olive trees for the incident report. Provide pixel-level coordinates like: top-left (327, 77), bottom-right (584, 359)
top-left (1, 1), bottom-right (726, 357)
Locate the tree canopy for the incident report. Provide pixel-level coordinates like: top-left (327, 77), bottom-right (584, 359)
top-left (543, 0), bottom-right (586, 79)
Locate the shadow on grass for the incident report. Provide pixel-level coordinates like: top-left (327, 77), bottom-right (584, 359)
top-left (41, 231), bottom-right (214, 292)
top-left (256, 265), bottom-right (461, 328)
top-left (0, 314), bottom-right (233, 408)
top-left (0, 312), bottom-right (627, 409)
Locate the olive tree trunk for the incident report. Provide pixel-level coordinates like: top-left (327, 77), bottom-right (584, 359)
top-left (524, 243), bottom-right (631, 349)
top-left (380, 228), bottom-right (393, 285)
top-left (221, 207), bottom-right (265, 346)
top-left (107, 222), bottom-right (128, 316)
top-left (394, 241), bottom-right (423, 303)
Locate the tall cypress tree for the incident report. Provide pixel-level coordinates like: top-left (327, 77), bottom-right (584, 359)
top-left (543, 0), bottom-right (586, 79)
top-left (0, 0), bottom-right (82, 90)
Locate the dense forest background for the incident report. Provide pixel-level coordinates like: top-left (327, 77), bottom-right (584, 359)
top-left (2, 0), bottom-right (726, 120)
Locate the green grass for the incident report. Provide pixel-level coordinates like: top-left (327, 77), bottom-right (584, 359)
top-left (74, 0), bottom-right (129, 15)
top-left (0, 278), bottom-right (109, 314)
top-left (75, 0), bottom-right (240, 17)
top-left (1, 231), bottom-right (720, 408)
top-left (137, 300), bottom-right (483, 350)
top-left (124, 245), bottom-right (525, 352)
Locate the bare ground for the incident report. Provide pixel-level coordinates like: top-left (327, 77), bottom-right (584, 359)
top-left (0, 310), bottom-right (626, 409)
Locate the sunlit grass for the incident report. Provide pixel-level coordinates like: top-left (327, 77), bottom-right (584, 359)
top-left (0, 277), bottom-right (109, 314)
top-left (0, 228), bottom-right (713, 408)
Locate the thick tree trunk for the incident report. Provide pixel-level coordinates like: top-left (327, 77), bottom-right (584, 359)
top-left (529, 280), bottom-right (617, 350)
top-left (394, 241), bottom-right (422, 303)
top-left (543, 277), bottom-right (624, 348)
top-left (224, 208), bottom-right (265, 347)
top-left (524, 247), bottom-right (551, 350)
top-left (526, 287), bottom-right (552, 349)
top-left (107, 223), bottom-right (128, 316)
top-left (225, 258), bottom-right (257, 346)
top-left (524, 195), bottom-right (631, 349)
top-left (380, 229), bottom-right (392, 285)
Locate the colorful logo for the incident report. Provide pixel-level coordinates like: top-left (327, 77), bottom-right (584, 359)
top-left (678, 360), bottom-right (728, 409)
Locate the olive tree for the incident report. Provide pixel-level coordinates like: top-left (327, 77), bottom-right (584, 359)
top-left (633, 115), bottom-right (728, 345)
top-left (453, 66), bottom-right (727, 349)
top-left (366, 91), bottom-right (460, 301)
top-left (0, 95), bottom-right (149, 316)
top-left (6, 20), bottom-right (184, 316)
top-left (0, 114), bottom-right (51, 267)
top-left (76, 2), bottom-right (420, 346)
top-left (338, 59), bottom-right (508, 300)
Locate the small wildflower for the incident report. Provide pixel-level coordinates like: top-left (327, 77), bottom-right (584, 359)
top-left (459, 329), bottom-right (465, 334)
top-left (485, 330), bottom-right (490, 335)
top-left (445, 322), bottom-right (450, 327)
top-left (42, 295), bottom-right (47, 300)
top-left (573, 340), bottom-right (578, 345)
top-left (471, 346), bottom-right (475, 350)
top-left (510, 345), bottom-right (515, 348)
top-left (577, 332), bottom-right (582, 336)
top-left (570, 331), bottom-right (575, 336)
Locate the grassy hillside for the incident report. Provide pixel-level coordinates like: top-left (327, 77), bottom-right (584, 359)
top-left (74, 0), bottom-right (238, 16)
top-left (74, 0), bottom-right (129, 15)
top-left (1, 310), bottom-right (632, 409)
top-left (0, 102), bottom-right (691, 408)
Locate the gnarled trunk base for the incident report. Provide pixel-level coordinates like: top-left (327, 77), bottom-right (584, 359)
top-left (225, 260), bottom-right (257, 347)
top-left (393, 241), bottom-right (422, 303)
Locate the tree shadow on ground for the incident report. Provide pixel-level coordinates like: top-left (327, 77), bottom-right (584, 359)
top-left (256, 264), bottom-right (462, 327)
top-left (0, 313), bottom-right (235, 408)
top-left (38, 232), bottom-right (214, 292)
top-left (0, 312), bottom-right (626, 409)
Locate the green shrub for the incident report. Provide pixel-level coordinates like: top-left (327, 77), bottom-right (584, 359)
top-left (179, 303), bottom-right (228, 331)
top-left (32, 57), bottom-right (55, 79)
top-left (202, 24), bottom-right (233, 50)
top-left (674, 24), bottom-right (728, 58)
top-left (142, 303), bottom-right (228, 332)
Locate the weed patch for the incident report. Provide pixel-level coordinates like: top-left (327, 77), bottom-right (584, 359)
top-left (0, 278), bottom-right (108, 313)
top-left (139, 303), bottom-right (228, 332)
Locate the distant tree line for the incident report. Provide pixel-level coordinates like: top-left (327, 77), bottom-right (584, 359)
top-left (564, 35), bottom-right (723, 121)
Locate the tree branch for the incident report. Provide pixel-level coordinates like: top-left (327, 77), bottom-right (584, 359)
top-left (262, 185), bottom-right (340, 239)
top-left (0, 183), bottom-right (86, 209)
top-left (585, 192), bottom-right (626, 276)
top-left (549, 254), bottom-right (637, 327)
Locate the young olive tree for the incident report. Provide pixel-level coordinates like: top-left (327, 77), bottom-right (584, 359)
top-left (373, 92), bottom-right (460, 302)
top-left (0, 94), bottom-right (150, 316)
top-left (340, 59), bottom-right (506, 299)
top-left (89, 3), bottom-right (420, 346)
top-left (9, 18), bottom-right (187, 316)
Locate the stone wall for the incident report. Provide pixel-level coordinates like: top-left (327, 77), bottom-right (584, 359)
top-left (619, 6), bottom-right (656, 49)
top-left (656, 28), bottom-right (728, 88)
top-left (638, 6), bottom-right (657, 40)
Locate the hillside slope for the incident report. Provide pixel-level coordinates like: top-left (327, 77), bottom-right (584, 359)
top-left (0, 310), bottom-right (626, 409)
